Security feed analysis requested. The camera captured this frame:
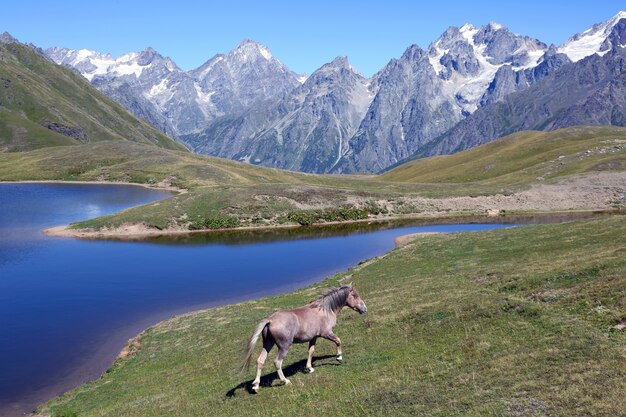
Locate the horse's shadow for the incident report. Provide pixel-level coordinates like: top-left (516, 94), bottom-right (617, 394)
top-left (226, 354), bottom-right (339, 397)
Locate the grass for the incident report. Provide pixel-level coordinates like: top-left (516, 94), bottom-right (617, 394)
top-left (1, 126), bottom-right (625, 233)
top-left (381, 126), bottom-right (626, 184)
top-left (39, 216), bottom-right (626, 416)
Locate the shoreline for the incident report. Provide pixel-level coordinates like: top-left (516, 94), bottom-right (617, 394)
top-left (28, 224), bottom-right (477, 416)
top-left (43, 208), bottom-right (622, 240)
top-left (394, 231), bottom-right (442, 247)
top-left (30, 224), bottom-right (535, 414)
top-left (5, 176), bottom-right (625, 241)
top-left (0, 179), bottom-right (188, 195)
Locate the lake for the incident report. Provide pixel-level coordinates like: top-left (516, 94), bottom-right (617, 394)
top-left (0, 183), bottom-right (515, 416)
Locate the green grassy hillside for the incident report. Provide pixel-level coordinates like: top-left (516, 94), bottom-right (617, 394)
top-left (381, 126), bottom-right (626, 184)
top-left (40, 216), bottom-right (626, 416)
top-left (0, 42), bottom-right (185, 152)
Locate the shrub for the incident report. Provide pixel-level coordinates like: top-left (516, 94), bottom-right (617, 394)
top-left (188, 215), bottom-right (239, 230)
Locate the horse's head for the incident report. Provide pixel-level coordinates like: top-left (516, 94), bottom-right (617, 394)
top-left (346, 283), bottom-right (367, 314)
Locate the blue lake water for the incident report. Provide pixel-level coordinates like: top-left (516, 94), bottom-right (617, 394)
top-left (0, 183), bottom-right (515, 416)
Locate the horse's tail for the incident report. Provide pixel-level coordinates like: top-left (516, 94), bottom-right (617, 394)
top-left (241, 319), bottom-right (269, 372)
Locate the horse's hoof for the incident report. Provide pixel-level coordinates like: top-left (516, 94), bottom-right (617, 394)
top-left (336, 355), bottom-right (343, 362)
top-left (284, 379), bottom-right (291, 385)
top-left (306, 367), bottom-right (315, 373)
top-left (251, 384), bottom-right (259, 393)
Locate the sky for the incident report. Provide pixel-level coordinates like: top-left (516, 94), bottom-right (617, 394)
top-left (1, 1), bottom-right (624, 77)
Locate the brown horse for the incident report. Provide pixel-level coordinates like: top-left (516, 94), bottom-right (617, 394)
top-left (242, 283), bottom-right (367, 392)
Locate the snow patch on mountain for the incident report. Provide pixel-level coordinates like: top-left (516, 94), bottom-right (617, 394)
top-left (428, 22), bottom-right (547, 115)
top-left (146, 78), bottom-right (169, 98)
top-left (46, 48), bottom-right (158, 81)
top-left (558, 10), bottom-right (626, 62)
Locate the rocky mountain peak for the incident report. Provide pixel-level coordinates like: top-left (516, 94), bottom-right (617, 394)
top-left (136, 47), bottom-right (160, 63)
top-left (231, 39), bottom-right (273, 61)
top-left (318, 56), bottom-right (365, 78)
top-left (300, 56), bottom-right (369, 96)
top-left (401, 44), bottom-right (424, 61)
top-left (136, 47), bottom-right (180, 71)
top-left (0, 31), bottom-right (18, 44)
top-left (426, 21), bottom-right (546, 115)
top-left (328, 55), bottom-right (350, 68)
top-left (486, 21), bottom-right (504, 30)
top-left (606, 16), bottom-right (626, 50)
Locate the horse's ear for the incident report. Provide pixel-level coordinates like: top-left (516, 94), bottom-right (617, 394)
top-left (348, 282), bottom-right (354, 289)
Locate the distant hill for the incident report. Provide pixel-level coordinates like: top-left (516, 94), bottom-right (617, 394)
top-left (381, 126), bottom-right (626, 185)
top-left (0, 37), bottom-right (185, 152)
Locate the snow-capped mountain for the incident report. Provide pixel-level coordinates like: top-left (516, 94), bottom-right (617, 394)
top-left (44, 10), bottom-right (626, 174)
top-left (190, 39), bottom-right (301, 110)
top-left (427, 22), bottom-right (547, 115)
top-left (183, 56), bottom-right (374, 173)
top-left (333, 22), bottom-right (549, 173)
top-left (45, 40), bottom-right (302, 137)
top-left (45, 47), bottom-right (180, 81)
top-left (414, 13), bottom-right (626, 160)
top-left (558, 10), bottom-right (626, 62)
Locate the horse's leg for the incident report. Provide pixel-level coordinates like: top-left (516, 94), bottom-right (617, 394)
top-left (252, 335), bottom-right (274, 392)
top-left (274, 344), bottom-right (292, 385)
top-left (322, 332), bottom-right (342, 361)
top-left (306, 337), bottom-right (317, 373)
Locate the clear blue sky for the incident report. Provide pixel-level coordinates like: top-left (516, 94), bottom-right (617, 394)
top-left (1, 1), bottom-right (623, 76)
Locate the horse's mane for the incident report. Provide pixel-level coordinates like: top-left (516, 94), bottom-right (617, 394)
top-left (312, 285), bottom-right (351, 312)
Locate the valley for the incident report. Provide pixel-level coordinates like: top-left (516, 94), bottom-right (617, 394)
top-left (0, 6), bottom-right (625, 417)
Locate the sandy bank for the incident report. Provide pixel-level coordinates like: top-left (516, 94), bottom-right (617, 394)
top-left (43, 213), bottom-right (460, 240)
top-left (394, 232), bottom-right (442, 248)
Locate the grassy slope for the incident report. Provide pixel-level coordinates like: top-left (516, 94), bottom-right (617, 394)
top-left (381, 126), bottom-right (626, 184)
top-left (1, 126), bottom-right (625, 232)
top-left (41, 216), bottom-right (626, 417)
top-left (0, 42), bottom-right (185, 152)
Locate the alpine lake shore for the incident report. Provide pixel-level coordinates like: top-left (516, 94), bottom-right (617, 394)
top-left (0, 125), bottom-right (624, 416)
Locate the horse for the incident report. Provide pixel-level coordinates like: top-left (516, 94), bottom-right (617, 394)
top-left (242, 283), bottom-right (367, 392)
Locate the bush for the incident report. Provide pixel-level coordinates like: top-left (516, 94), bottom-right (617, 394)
top-left (287, 205), bottom-right (372, 226)
top-left (188, 215), bottom-right (239, 230)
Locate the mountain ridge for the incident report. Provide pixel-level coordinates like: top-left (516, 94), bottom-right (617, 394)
top-left (410, 17), bottom-right (626, 161)
top-left (35, 10), bottom-right (626, 173)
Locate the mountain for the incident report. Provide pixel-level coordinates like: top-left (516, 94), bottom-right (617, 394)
top-left (558, 11), bottom-right (626, 62)
top-left (332, 45), bottom-right (458, 173)
top-left (47, 25), bottom-right (550, 173)
top-left (183, 22), bottom-right (552, 174)
top-left (413, 14), bottom-right (626, 159)
top-left (45, 40), bottom-right (302, 137)
top-left (333, 22), bottom-right (548, 173)
top-left (190, 39), bottom-right (302, 113)
top-left (41, 11), bottom-right (626, 173)
top-left (182, 56), bottom-right (374, 173)
top-left (0, 35), bottom-right (185, 152)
